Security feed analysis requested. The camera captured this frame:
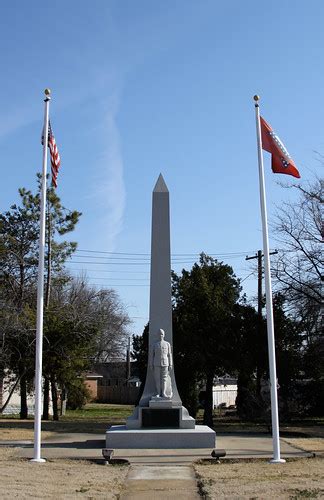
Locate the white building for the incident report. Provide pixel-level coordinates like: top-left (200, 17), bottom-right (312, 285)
top-left (212, 376), bottom-right (237, 409)
top-left (0, 374), bottom-right (52, 416)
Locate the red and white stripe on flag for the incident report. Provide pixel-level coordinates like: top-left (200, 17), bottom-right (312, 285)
top-left (48, 122), bottom-right (61, 188)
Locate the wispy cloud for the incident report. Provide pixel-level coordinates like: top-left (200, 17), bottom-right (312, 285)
top-left (89, 91), bottom-right (126, 251)
top-left (0, 71), bottom-right (126, 253)
top-left (0, 103), bottom-right (38, 139)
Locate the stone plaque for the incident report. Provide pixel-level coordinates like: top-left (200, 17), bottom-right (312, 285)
top-left (142, 408), bottom-right (180, 428)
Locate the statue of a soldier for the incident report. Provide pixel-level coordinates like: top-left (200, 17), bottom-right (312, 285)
top-left (149, 328), bottom-right (173, 398)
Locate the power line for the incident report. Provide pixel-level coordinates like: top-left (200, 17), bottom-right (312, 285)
top-left (90, 283), bottom-right (149, 287)
top-left (67, 268), bottom-right (149, 274)
top-left (75, 249), bottom-right (257, 257)
top-left (67, 260), bottom-right (203, 266)
top-left (81, 277), bottom-right (149, 281)
top-left (67, 256), bottom-right (248, 265)
top-left (73, 254), bottom-right (151, 261)
top-left (63, 249), bottom-right (266, 289)
top-left (240, 272), bottom-right (255, 283)
top-left (67, 261), bottom-right (151, 266)
top-left (77, 249), bottom-right (150, 256)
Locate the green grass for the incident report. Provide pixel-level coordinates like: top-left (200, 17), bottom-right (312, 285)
top-left (0, 403), bottom-right (134, 434)
top-left (64, 403), bottom-right (133, 420)
top-left (1, 403), bottom-right (133, 421)
top-left (1, 404), bottom-right (323, 437)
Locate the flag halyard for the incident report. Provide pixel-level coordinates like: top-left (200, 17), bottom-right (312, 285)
top-left (260, 116), bottom-right (300, 178)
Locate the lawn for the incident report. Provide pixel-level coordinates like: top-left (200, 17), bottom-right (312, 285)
top-left (1, 404), bottom-right (324, 442)
top-left (0, 403), bottom-right (134, 440)
top-left (0, 448), bottom-right (128, 500)
top-left (195, 457), bottom-right (324, 499)
top-left (1, 405), bottom-right (324, 499)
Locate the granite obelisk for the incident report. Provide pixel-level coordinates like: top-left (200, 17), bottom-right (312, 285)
top-left (125, 173), bottom-right (195, 430)
top-left (138, 173), bottom-right (181, 406)
top-left (106, 174), bottom-right (215, 448)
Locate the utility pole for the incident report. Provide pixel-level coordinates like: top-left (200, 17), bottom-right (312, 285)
top-left (246, 249), bottom-right (278, 316)
top-left (245, 249), bottom-right (278, 396)
top-left (126, 337), bottom-right (131, 384)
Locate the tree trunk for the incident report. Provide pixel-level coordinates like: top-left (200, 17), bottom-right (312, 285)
top-left (256, 313), bottom-right (266, 400)
top-left (43, 206), bottom-right (52, 420)
top-left (45, 207), bottom-right (52, 308)
top-left (0, 375), bottom-right (22, 414)
top-left (256, 364), bottom-right (262, 399)
top-left (20, 372), bottom-right (28, 419)
top-left (60, 387), bottom-right (67, 416)
top-left (203, 371), bottom-right (214, 427)
top-left (50, 374), bottom-right (59, 421)
top-left (0, 376), bottom-right (3, 410)
top-left (42, 376), bottom-right (50, 420)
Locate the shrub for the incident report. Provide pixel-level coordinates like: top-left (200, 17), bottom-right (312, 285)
top-left (66, 379), bottom-right (91, 410)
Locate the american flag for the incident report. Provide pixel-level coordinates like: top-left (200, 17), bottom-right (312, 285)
top-left (42, 120), bottom-right (61, 188)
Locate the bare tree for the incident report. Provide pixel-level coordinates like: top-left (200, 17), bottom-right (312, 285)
top-left (272, 177), bottom-right (323, 342)
top-left (41, 275), bottom-right (131, 418)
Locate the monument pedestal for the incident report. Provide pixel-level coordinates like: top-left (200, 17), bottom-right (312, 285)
top-left (106, 398), bottom-right (216, 449)
top-left (106, 425), bottom-right (216, 449)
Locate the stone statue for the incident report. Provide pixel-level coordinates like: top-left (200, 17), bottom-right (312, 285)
top-left (149, 328), bottom-right (173, 398)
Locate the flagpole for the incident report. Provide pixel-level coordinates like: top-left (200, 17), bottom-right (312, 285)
top-left (254, 95), bottom-right (285, 464)
top-left (31, 88), bottom-right (51, 463)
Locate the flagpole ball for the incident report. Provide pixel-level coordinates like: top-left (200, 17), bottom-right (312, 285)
top-left (253, 95), bottom-right (260, 102)
top-left (44, 88), bottom-right (51, 96)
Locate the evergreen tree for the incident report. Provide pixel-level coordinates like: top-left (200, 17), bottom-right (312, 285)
top-left (172, 253), bottom-right (241, 426)
top-left (0, 176), bottom-right (81, 417)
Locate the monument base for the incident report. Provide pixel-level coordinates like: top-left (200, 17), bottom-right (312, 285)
top-left (106, 425), bottom-right (216, 449)
top-left (126, 404), bottom-right (195, 429)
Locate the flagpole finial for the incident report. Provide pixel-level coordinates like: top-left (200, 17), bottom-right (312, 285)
top-left (44, 88), bottom-right (51, 98)
top-left (253, 95), bottom-right (260, 102)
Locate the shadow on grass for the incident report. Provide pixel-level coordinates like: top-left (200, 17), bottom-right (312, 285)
top-left (21, 438), bottom-right (105, 449)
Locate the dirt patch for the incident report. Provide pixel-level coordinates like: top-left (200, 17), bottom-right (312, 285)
top-left (195, 457), bottom-right (324, 499)
top-left (281, 437), bottom-right (324, 455)
top-left (0, 418), bottom-right (118, 440)
top-left (0, 426), bottom-right (54, 441)
top-left (281, 426), bottom-right (324, 439)
top-left (0, 448), bottom-right (128, 499)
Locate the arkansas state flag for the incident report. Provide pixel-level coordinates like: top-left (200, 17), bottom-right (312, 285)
top-left (260, 116), bottom-right (300, 178)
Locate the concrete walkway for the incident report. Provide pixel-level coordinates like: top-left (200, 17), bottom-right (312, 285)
top-left (5, 432), bottom-right (310, 463)
top-left (120, 465), bottom-right (200, 499)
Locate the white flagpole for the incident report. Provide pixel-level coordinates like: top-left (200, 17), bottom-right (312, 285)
top-left (254, 95), bottom-right (285, 464)
top-left (31, 88), bottom-right (51, 463)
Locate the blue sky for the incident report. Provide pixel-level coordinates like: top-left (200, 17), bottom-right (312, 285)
top-left (1, 0), bottom-right (323, 336)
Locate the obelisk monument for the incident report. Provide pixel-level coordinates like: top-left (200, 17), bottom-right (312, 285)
top-left (137, 173), bottom-right (182, 407)
top-left (106, 174), bottom-right (215, 448)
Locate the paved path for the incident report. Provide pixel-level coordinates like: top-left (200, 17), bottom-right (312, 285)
top-left (6, 432), bottom-right (310, 463)
top-left (120, 465), bottom-right (200, 499)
